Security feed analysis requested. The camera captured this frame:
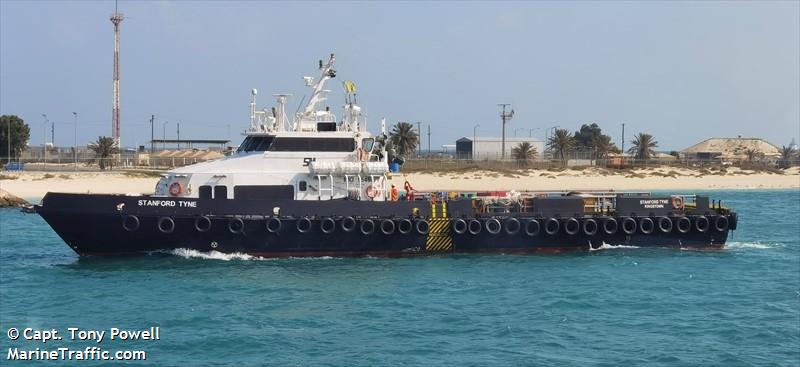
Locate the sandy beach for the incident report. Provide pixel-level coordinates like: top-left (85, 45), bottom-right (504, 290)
top-left (390, 166), bottom-right (800, 192)
top-left (0, 172), bottom-right (161, 202)
top-left (1, 166), bottom-right (797, 202)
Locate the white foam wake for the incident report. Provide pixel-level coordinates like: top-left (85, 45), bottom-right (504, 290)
top-left (725, 242), bottom-right (775, 250)
top-left (589, 241), bottom-right (640, 251)
top-left (166, 248), bottom-right (261, 261)
top-left (163, 249), bottom-right (341, 261)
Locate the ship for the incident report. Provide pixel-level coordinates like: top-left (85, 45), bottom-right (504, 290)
top-left (36, 54), bottom-right (738, 257)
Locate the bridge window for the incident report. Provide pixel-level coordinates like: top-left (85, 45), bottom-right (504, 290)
top-left (362, 138), bottom-right (374, 152)
top-left (298, 181), bottom-right (307, 192)
top-left (237, 136), bottom-right (355, 152)
top-left (234, 185), bottom-right (293, 199)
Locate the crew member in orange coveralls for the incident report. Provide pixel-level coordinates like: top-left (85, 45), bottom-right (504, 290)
top-left (390, 184), bottom-right (399, 201)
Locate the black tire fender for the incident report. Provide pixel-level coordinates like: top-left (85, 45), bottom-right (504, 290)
top-left (676, 217), bottom-right (691, 234)
top-left (415, 219), bottom-right (429, 235)
top-left (564, 217), bottom-right (580, 235)
top-left (714, 216), bottom-right (729, 232)
top-left (695, 216), bottom-right (710, 233)
top-left (380, 219), bottom-right (395, 235)
top-left (622, 217), bottom-right (637, 235)
top-left (468, 219), bottom-right (482, 235)
top-left (157, 217), bottom-right (175, 234)
top-left (504, 217), bottom-right (521, 235)
top-left (453, 218), bottom-right (467, 235)
top-left (486, 218), bottom-right (501, 235)
top-left (583, 218), bottom-right (598, 236)
top-left (360, 219), bottom-right (375, 235)
top-left (122, 215), bottom-right (140, 232)
top-left (194, 215), bottom-right (212, 232)
top-left (296, 217), bottom-right (312, 233)
top-left (228, 218), bottom-right (244, 234)
top-left (321, 217), bottom-right (336, 234)
top-left (267, 217), bottom-right (282, 233)
top-left (545, 218), bottom-right (560, 236)
top-left (603, 218), bottom-right (618, 235)
top-left (397, 218), bottom-right (413, 234)
top-left (657, 216), bottom-right (672, 233)
top-left (341, 216), bottom-right (357, 233)
top-left (639, 217), bottom-right (654, 235)
top-left (524, 219), bottom-right (540, 236)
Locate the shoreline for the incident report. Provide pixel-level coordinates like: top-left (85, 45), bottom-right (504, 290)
top-left (1, 167), bottom-right (797, 203)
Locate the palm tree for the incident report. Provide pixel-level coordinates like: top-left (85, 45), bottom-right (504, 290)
top-left (778, 145), bottom-right (794, 168)
top-left (547, 128), bottom-right (574, 162)
top-left (511, 142), bottom-right (537, 167)
top-left (388, 122), bottom-right (419, 157)
top-left (628, 133), bottom-right (658, 160)
top-left (89, 136), bottom-right (118, 170)
top-left (744, 148), bottom-right (759, 162)
top-left (780, 145), bottom-right (794, 160)
top-left (592, 134), bottom-right (616, 159)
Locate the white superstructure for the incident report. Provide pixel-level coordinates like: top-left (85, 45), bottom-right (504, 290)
top-left (154, 54), bottom-right (390, 201)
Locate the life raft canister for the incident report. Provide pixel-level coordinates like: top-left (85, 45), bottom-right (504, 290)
top-left (671, 196), bottom-right (684, 209)
top-left (168, 182), bottom-right (183, 196)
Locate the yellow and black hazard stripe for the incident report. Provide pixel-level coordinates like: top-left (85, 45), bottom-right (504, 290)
top-left (425, 217), bottom-right (453, 252)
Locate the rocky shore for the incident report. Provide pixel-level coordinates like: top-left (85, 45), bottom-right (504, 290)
top-left (0, 188), bottom-right (30, 208)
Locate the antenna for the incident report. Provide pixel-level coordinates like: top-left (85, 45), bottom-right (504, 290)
top-left (295, 95), bottom-right (306, 114)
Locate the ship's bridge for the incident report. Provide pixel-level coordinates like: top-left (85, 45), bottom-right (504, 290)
top-left (156, 53), bottom-right (389, 202)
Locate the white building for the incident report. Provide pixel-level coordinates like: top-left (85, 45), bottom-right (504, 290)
top-left (455, 136), bottom-right (545, 160)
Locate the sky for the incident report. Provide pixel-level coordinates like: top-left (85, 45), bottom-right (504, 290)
top-left (1, 0), bottom-right (798, 151)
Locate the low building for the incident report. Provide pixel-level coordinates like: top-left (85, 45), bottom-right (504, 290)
top-left (681, 137), bottom-right (780, 161)
top-left (456, 136), bottom-right (545, 160)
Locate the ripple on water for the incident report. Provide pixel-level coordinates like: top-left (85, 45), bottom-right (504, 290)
top-left (1, 190), bottom-right (798, 366)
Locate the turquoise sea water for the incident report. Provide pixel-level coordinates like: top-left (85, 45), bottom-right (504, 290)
top-left (1, 190), bottom-right (798, 366)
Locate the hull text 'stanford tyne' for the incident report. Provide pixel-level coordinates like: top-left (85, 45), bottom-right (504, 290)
top-left (35, 54), bottom-right (738, 257)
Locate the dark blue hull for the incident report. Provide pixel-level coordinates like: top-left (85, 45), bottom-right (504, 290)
top-left (36, 193), bottom-right (734, 257)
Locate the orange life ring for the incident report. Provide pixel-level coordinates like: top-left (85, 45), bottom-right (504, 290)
top-left (365, 185), bottom-right (377, 199)
top-left (671, 196), bottom-right (684, 209)
top-left (169, 182), bottom-right (183, 196)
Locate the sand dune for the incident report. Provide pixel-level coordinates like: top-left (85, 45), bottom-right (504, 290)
top-left (1, 167), bottom-right (797, 202)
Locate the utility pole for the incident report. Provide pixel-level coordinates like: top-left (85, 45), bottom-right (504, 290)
top-left (149, 115), bottom-right (155, 153)
top-left (621, 123), bottom-right (626, 156)
top-left (73, 112), bottom-right (78, 169)
top-left (427, 125), bottom-right (431, 155)
top-left (417, 122), bottom-right (422, 156)
top-left (498, 104), bottom-right (514, 159)
top-left (51, 121), bottom-right (55, 149)
top-left (41, 114), bottom-right (47, 163)
top-left (473, 123), bottom-right (480, 159)
top-left (162, 121), bottom-right (169, 151)
top-left (177, 122), bottom-right (181, 150)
